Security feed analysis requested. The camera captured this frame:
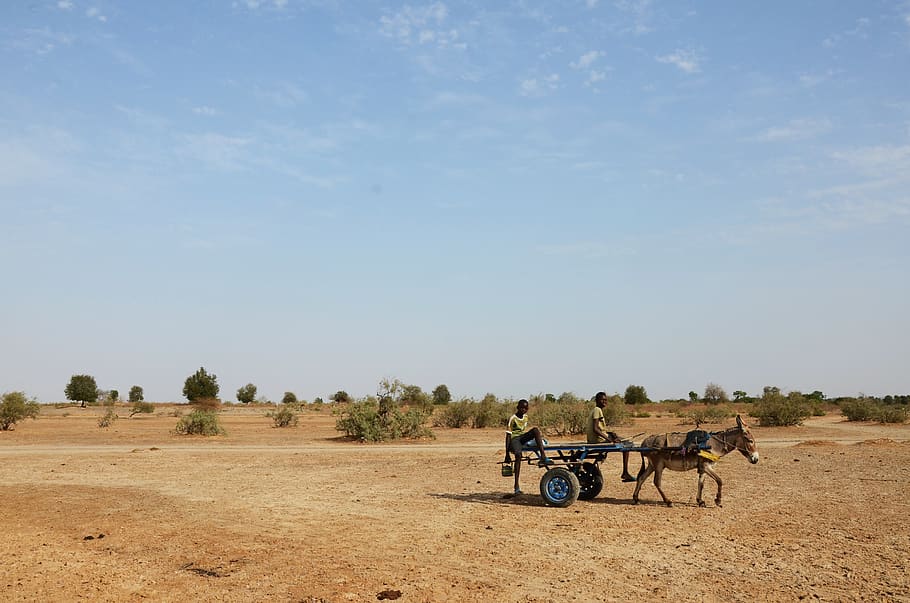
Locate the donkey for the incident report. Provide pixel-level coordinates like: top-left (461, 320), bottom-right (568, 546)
top-left (632, 415), bottom-right (759, 508)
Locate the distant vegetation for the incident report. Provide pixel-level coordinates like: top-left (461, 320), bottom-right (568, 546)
top-left (183, 367), bottom-right (219, 402)
top-left (1, 391), bottom-right (40, 431)
top-left (65, 374), bottom-right (99, 407)
top-left (175, 410), bottom-right (224, 436)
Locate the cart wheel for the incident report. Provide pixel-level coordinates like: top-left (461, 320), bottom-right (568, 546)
top-left (575, 462), bottom-right (603, 500)
top-left (539, 467), bottom-right (580, 507)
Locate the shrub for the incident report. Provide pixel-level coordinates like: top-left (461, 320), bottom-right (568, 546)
top-left (266, 405), bottom-right (299, 428)
top-left (840, 398), bottom-right (877, 422)
top-left (130, 401), bottom-right (155, 417)
top-left (192, 397), bottom-right (221, 411)
top-left (98, 409), bottom-right (118, 428)
top-left (0, 391), bottom-right (40, 431)
top-left (624, 385), bottom-right (649, 405)
top-left (432, 384), bottom-right (452, 405)
top-left (183, 367), bottom-right (219, 402)
top-left (175, 410), bottom-right (225, 436)
top-left (282, 391), bottom-right (298, 405)
top-left (334, 398), bottom-right (433, 442)
top-left (703, 383), bottom-right (729, 405)
top-left (876, 405), bottom-right (908, 424)
top-left (433, 399), bottom-right (474, 428)
top-left (128, 385), bottom-right (144, 403)
top-left (681, 404), bottom-right (734, 425)
top-left (751, 390), bottom-right (811, 426)
top-left (237, 383), bottom-right (257, 404)
top-left (472, 394), bottom-right (509, 429)
top-left (332, 390), bottom-right (352, 403)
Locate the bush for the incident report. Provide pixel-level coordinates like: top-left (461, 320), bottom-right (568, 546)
top-left (0, 391), bottom-right (40, 431)
top-left (432, 384), bottom-right (452, 405)
top-left (433, 399), bottom-right (474, 428)
top-left (334, 398), bottom-right (433, 442)
top-left (266, 405), bottom-right (299, 428)
top-left (282, 391), bottom-right (298, 405)
top-left (175, 410), bottom-right (225, 436)
top-left (751, 390), bottom-right (811, 426)
top-left (98, 409), bottom-right (118, 428)
top-left (192, 397), bottom-right (221, 411)
top-left (183, 367), bottom-right (219, 402)
top-left (680, 404), bottom-right (734, 425)
top-left (876, 405), bottom-right (908, 424)
top-left (130, 401), bottom-right (155, 417)
top-left (840, 398), bottom-right (877, 422)
top-left (237, 383), bottom-right (257, 404)
top-left (624, 385), bottom-right (649, 405)
top-left (128, 385), bottom-right (144, 403)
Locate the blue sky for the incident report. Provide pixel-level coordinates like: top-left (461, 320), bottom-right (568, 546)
top-left (2, 1), bottom-right (908, 403)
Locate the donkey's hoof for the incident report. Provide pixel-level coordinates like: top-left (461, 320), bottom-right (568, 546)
top-left (665, 502), bottom-right (673, 508)
top-left (632, 499), bottom-right (639, 505)
top-left (715, 500), bottom-right (723, 508)
top-left (698, 500), bottom-right (706, 508)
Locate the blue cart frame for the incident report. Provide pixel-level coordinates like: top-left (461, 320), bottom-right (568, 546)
top-left (508, 440), bottom-right (708, 507)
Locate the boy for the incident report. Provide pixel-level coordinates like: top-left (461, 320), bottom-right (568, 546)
top-left (586, 391), bottom-right (636, 482)
top-left (503, 399), bottom-right (553, 494)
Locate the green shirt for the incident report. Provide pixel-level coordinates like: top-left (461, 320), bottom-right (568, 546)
top-left (586, 406), bottom-right (606, 444)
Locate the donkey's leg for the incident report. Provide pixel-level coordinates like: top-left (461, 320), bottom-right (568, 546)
top-left (632, 459), bottom-right (655, 504)
top-left (652, 463), bottom-right (672, 507)
top-left (696, 464), bottom-right (707, 507)
top-left (702, 464), bottom-right (723, 507)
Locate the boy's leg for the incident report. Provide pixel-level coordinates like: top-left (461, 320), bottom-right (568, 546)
top-left (620, 451), bottom-right (635, 481)
top-left (503, 433), bottom-right (512, 463)
top-left (513, 457), bottom-right (521, 492)
top-left (531, 427), bottom-right (552, 465)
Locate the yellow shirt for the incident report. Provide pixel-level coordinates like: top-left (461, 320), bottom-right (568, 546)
top-left (508, 414), bottom-right (529, 437)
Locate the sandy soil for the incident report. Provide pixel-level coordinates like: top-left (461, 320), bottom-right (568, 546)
top-left (1, 405), bottom-right (908, 602)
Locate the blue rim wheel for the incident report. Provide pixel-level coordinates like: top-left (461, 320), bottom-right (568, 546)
top-left (539, 467), bottom-right (580, 507)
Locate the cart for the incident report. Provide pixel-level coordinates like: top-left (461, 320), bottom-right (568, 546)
top-left (505, 439), bottom-right (710, 507)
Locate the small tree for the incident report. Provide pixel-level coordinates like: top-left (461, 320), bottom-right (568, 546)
top-left (109, 389), bottom-right (120, 403)
top-left (0, 391), bottom-right (40, 431)
top-left (688, 391), bottom-right (699, 403)
top-left (237, 383), bottom-right (257, 404)
top-left (733, 390), bottom-right (748, 402)
top-left (128, 385), bottom-right (144, 403)
top-left (183, 367), bottom-right (219, 402)
top-left (332, 390), bottom-right (352, 403)
top-left (624, 385), bottom-right (649, 405)
top-left (282, 391), bottom-right (298, 405)
top-left (432, 384), bottom-right (452, 405)
top-left (703, 382), bottom-right (729, 405)
top-left (130, 401), bottom-right (155, 417)
top-left (65, 374), bottom-right (99, 408)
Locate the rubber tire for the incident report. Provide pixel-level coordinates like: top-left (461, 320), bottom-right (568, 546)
top-left (576, 462), bottom-right (604, 501)
top-left (539, 467), bottom-right (580, 507)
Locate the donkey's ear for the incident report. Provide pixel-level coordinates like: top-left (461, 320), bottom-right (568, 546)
top-left (736, 414), bottom-right (744, 428)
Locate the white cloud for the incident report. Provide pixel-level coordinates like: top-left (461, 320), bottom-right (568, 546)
top-left (379, 3), bottom-right (456, 48)
top-left (570, 50), bottom-right (603, 70)
top-left (586, 70), bottom-right (606, 87)
top-left (656, 49), bottom-right (701, 73)
top-left (519, 74), bottom-right (560, 97)
top-left (57, 1), bottom-right (73, 10)
top-left (586, 0), bottom-right (599, 7)
top-left (831, 144), bottom-right (910, 176)
top-left (193, 106), bottom-right (218, 117)
top-left (755, 118), bottom-right (832, 142)
top-left (176, 133), bottom-right (251, 171)
top-left (614, 0), bottom-right (656, 35)
top-left (85, 7), bottom-right (107, 22)
top-left (240, 0), bottom-right (288, 9)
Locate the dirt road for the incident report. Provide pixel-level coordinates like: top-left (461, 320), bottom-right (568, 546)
top-left (1, 406), bottom-right (907, 602)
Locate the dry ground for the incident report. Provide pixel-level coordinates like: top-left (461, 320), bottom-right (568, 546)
top-left (1, 405), bottom-right (908, 602)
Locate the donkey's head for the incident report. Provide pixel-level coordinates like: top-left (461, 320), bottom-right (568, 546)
top-left (735, 414), bottom-right (759, 464)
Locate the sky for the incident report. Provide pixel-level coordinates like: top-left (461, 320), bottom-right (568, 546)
top-left (2, 1), bottom-right (909, 404)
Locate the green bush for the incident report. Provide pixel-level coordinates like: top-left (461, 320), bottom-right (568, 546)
top-left (680, 404), bottom-right (735, 425)
top-left (266, 405), bottom-right (299, 427)
top-left (128, 385), bottom-right (144, 403)
top-left (472, 394), bottom-right (509, 429)
top-left (334, 398), bottom-right (433, 442)
top-left (840, 398), bottom-right (878, 422)
top-left (750, 390), bottom-right (811, 426)
top-left (130, 401), bottom-right (155, 417)
top-left (98, 409), bottom-right (118, 428)
top-left (175, 410), bottom-right (225, 436)
top-left (1, 391), bottom-right (40, 431)
top-left (876, 405), bottom-right (908, 424)
top-left (282, 391), bottom-right (298, 405)
top-left (433, 399), bottom-right (474, 428)
top-left (237, 383), bottom-right (257, 404)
